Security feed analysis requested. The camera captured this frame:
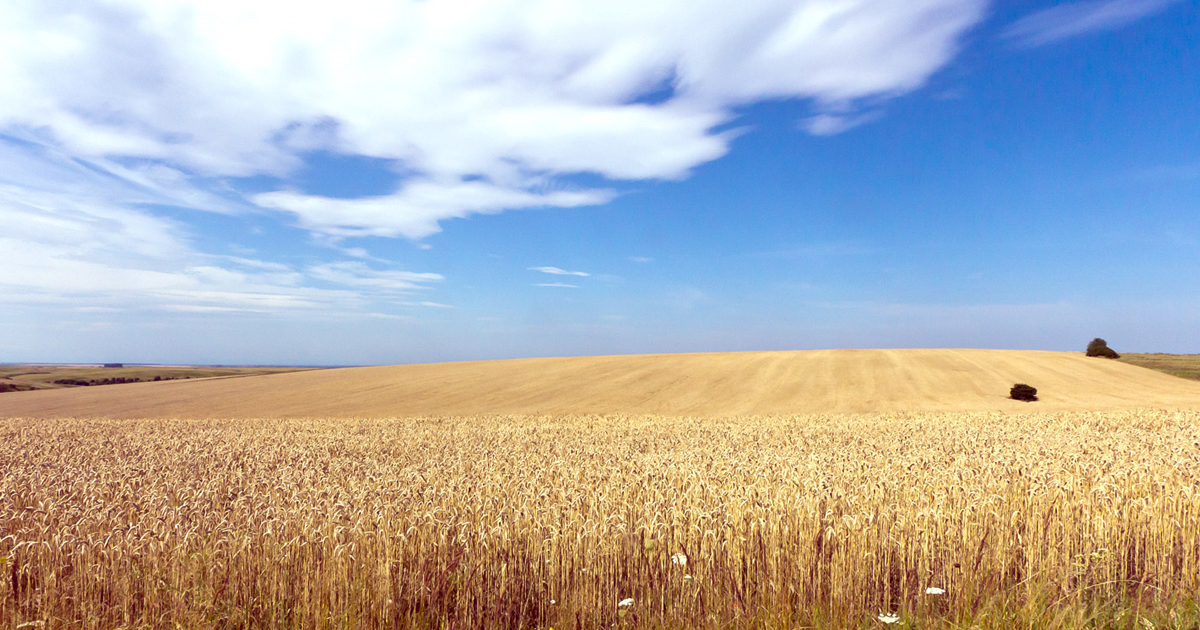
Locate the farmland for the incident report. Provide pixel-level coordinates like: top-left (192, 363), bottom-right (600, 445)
top-left (4, 410), bottom-right (1200, 629)
top-left (0, 365), bottom-right (314, 394)
top-left (1119, 354), bottom-right (1200, 382)
top-left (3, 350), bottom-right (1200, 629)
top-left (4, 349), bottom-right (1200, 418)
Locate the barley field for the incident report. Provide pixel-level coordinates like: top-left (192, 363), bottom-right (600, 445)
top-left (4, 410), bottom-right (1200, 629)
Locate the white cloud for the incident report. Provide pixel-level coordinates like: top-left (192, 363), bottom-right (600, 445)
top-left (364, 312), bottom-right (417, 321)
top-left (629, 257), bottom-right (654, 263)
top-left (255, 180), bottom-right (613, 239)
top-left (307, 261), bottom-right (443, 291)
top-left (0, 139), bottom-right (235, 257)
top-left (0, 139), bottom-right (441, 314)
top-left (0, 231), bottom-right (350, 313)
top-left (1, 0), bottom-right (986, 241)
top-left (1002, 0), bottom-right (1180, 48)
top-left (536, 283), bottom-right (580, 288)
top-left (801, 111), bottom-right (883, 136)
top-left (0, 0), bottom-right (988, 319)
top-left (219, 257), bottom-right (295, 272)
top-left (530, 266), bottom-right (590, 277)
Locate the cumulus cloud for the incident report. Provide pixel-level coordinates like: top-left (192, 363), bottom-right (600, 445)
top-left (1002, 0), bottom-right (1180, 48)
top-left (530, 266), bottom-right (590, 277)
top-left (1, 0), bottom-right (986, 242)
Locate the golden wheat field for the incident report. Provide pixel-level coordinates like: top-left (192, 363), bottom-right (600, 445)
top-left (4, 411), bottom-right (1200, 629)
top-left (4, 351), bottom-right (1200, 629)
top-left (5, 350), bottom-right (1200, 418)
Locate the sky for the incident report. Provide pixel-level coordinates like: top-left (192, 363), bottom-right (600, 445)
top-left (1, 0), bottom-right (1197, 366)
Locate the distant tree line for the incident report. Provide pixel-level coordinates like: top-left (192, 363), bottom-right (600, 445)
top-left (53, 375), bottom-right (190, 387)
top-left (55, 377), bottom-right (142, 386)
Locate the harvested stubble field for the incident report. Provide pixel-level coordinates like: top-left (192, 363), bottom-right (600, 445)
top-left (5, 349), bottom-right (1200, 418)
top-left (4, 410), bottom-right (1200, 629)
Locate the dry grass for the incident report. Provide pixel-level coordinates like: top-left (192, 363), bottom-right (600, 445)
top-left (1119, 354), bottom-right (1200, 382)
top-left (4, 410), bottom-right (1200, 629)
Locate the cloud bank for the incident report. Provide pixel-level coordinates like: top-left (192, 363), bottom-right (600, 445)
top-left (2, 0), bottom-right (986, 242)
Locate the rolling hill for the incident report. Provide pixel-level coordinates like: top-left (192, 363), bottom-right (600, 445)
top-left (3, 349), bottom-right (1200, 418)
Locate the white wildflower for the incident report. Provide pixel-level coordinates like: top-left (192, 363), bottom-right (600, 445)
top-left (878, 613), bottom-right (900, 624)
top-left (683, 574), bottom-right (693, 582)
top-left (671, 552), bottom-right (687, 566)
top-left (618, 597), bottom-right (634, 608)
top-left (925, 586), bottom-right (945, 595)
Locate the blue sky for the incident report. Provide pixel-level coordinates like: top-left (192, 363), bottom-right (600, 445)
top-left (1, 0), bottom-right (1196, 365)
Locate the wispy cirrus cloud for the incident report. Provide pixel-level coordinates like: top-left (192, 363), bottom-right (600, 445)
top-left (1002, 0), bottom-right (1180, 48)
top-left (801, 111), bottom-right (884, 136)
top-left (307, 262), bottom-right (442, 292)
top-left (529, 266), bottom-right (590, 277)
top-left (0, 136), bottom-right (442, 315)
top-left (536, 283), bottom-right (580, 289)
top-left (255, 183), bottom-right (615, 240)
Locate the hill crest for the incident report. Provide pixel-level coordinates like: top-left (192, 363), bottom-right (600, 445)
top-left (3, 349), bottom-right (1200, 418)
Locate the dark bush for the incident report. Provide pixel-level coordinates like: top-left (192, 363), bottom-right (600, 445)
top-left (1086, 338), bottom-right (1120, 358)
top-left (1010, 383), bottom-right (1038, 401)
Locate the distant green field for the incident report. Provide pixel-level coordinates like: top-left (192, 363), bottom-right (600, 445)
top-left (0, 364), bottom-right (314, 393)
top-left (1118, 353), bottom-right (1200, 381)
